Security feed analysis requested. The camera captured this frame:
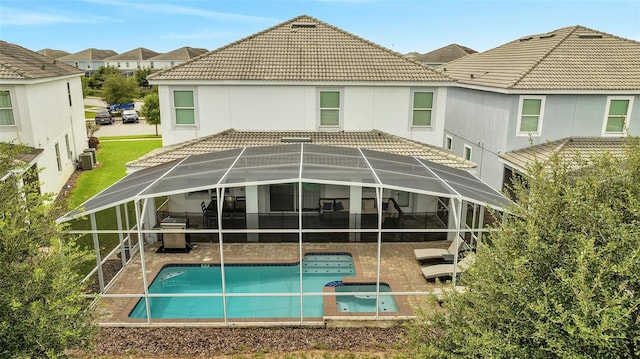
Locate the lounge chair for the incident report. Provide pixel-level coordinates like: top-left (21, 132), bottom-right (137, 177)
top-left (421, 254), bottom-right (475, 280)
top-left (414, 239), bottom-right (465, 261)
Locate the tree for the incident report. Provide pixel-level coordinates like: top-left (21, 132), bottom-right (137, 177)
top-left (0, 143), bottom-right (97, 358)
top-left (407, 137), bottom-right (640, 358)
top-left (140, 92), bottom-right (161, 136)
top-left (87, 65), bottom-right (121, 90)
top-left (101, 74), bottom-right (139, 106)
top-left (134, 67), bottom-right (157, 88)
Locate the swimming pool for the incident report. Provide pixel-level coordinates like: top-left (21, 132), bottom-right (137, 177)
top-left (130, 253), bottom-right (362, 319)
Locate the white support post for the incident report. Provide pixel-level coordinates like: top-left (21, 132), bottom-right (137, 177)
top-left (349, 186), bottom-right (362, 242)
top-left (245, 185), bottom-right (259, 242)
top-left (375, 186), bottom-right (383, 318)
top-left (451, 198), bottom-right (462, 286)
top-left (216, 188), bottom-right (228, 323)
top-left (135, 199), bottom-right (152, 324)
top-left (90, 213), bottom-right (105, 292)
top-left (115, 205), bottom-right (126, 267)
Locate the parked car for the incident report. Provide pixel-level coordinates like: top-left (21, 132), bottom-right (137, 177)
top-left (95, 110), bottom-right (114, 125)
top-left (121, 109), bottom-right (139, 124)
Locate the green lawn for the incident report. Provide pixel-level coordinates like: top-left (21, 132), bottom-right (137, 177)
top-left (67, 138), bottom-right (162, 274)
top-left (68, 139), bottom-right (162, 208)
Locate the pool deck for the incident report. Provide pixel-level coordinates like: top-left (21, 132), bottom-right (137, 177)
top-left (96, 241), bottom-right (453, 326)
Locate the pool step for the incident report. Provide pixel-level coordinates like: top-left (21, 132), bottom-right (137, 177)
top-left (302, 256), bottom-right (355, 274)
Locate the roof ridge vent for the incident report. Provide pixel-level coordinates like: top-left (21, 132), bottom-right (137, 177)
top-left (291, 22), bottom-right (317, 29)
top-left (578, 33), bottom-right (603, 39)
top-left (539, 32), bottom-right (556, 39)
top-left (518, 36), bottom-right (533, 42)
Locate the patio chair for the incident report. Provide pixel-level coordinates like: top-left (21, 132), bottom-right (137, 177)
top-left (414, 239), bottom-right (466, 261)
top-left (420, 253), bottom-right (475, 280)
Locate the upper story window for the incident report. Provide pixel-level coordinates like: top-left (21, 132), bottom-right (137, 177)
top-left (54, 143), bottom-right (62, 172)
top-left (445, 135), bottom-right (453, 151)
top-left (464, 144), bottom-right (472, 161)
top-left (173, 90), bottom-right (195, 125)
top-left (603, 96), bottom-right (633, 135)
top-left (67, 82), bottom-right (72, 106)
top-left (516, 96), bottom-right (545, 136)
top-left (412, 91), bottom-right (434, 127)
top-left (319, 90), bottom-right (341, 127)
top-left (0, 90), bottom-right (15, 126)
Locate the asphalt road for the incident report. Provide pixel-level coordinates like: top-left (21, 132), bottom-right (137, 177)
top-left (84, 97), bottom-right (160, 137)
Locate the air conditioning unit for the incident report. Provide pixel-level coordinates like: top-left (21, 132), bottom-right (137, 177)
top-left (83, 148), bottom-right (97, 164)
top-left (79, 152), bottom-right (94, 170)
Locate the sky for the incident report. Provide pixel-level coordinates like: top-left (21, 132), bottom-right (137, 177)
top-left (1, 0), bottom-right (639, 56)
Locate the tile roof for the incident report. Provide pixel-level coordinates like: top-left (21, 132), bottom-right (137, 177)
top-left (500, 137), bottom-right (628, 170)
top-left (149, 15), bottom-right (452, 82)
top-left (58, 48), bottom-right (117, 61)
top-left (149, 47), bottom-right (209, 61)
top-left (106, 47), bottom-right (160, 61)
top-left (438, 25), bottom-right (640, 90)
top-left (36, 48), bottom-right (70, 59)
top-left (0, 41), bottom-right (84, 80)
top-left (127, 129), bottom-right (474, 170)
top-left (414, 44), bottom-right (477, 64)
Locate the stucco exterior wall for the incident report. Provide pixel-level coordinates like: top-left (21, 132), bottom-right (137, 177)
top-left (445, 87), bottom-right (640, 190)
top-left (157, 84), bottom-right (447, 147)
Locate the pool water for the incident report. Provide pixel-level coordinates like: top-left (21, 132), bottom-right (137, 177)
top-left (130, 253), bottom-right (360, 319)
top-left (335, 284), bottom-right (399, 313)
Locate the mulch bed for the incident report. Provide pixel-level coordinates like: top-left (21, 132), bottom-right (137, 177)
top-left (90, 326), bottom-right (408, 357)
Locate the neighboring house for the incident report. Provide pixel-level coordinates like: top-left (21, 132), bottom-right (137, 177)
top-left (148, 15), bottom-right (455, 148)
top-left (104, 47), bottom-right (160, 72)
top-left (438, 25), bottom-right (640, 190)
top-left (58, 48), bottom-right (117, 73)
top-left (0, 41), bottom-right (88, 195)
top-left (36, 48), bottom-right (70, 59)
top-left (411, 44), bottom-right (477, 67)
top-left (147, 46), bottom-right (209, 69)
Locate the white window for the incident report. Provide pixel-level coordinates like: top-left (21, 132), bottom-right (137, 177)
top-left (67, 82), bottom-right (72, 106)
top-left (602, 96), bottom-right (633, 135)
top-left (55, 143), bottom-right (62, 172)
top-left (464, 144), bottom-right (472, 161)
top-left (319, 90), bottom-right (341, 127)
top-left (65, 134), bottom-right (72, 160)
top-left (173, 90), bottom-right (195, 125)
top-left (516, 96), bottom-right (545, 136)
top-left (412, 91), bottom-right (434, 127)
top-left (0, 90), bottom-right (15, 126)
top-left (445, 135), bottom-right (453, 151)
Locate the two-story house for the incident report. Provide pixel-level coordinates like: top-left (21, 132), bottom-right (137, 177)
top-left (146, 46), bottom-right (209, 70)
top-left (148, 15), bottom-right (455, 148)
top-left (57, 48), bottom-right (117, 74)
top-left (0, 41), bottom-right (89, 195)
top-left (439, 25), bottom-right (640, 190)
top-left (104, 47), bottom-right (160, 72)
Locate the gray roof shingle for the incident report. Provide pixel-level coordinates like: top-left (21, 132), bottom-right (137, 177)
top-left (36, 48), bottom-right (70, 59)
top-left (438, 25), bottom-right (640, 90)
top-left (149, 15), bottom-right (452, 82)
top-left (414, 44), bottom-right (476, 64)
top-left (106, 47), bottom-right (160, 61)
top-left (0, 41), bottom-right (84, 80)
top-left (149, 47), bottom-right (209, 61)
top-left (57, 48), bottom-right (117, 61)
top-left (127, 129), bottom-right (474, 170)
